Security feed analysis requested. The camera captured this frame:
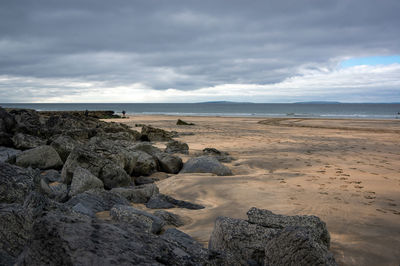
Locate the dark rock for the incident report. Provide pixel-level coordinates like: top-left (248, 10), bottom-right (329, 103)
top-left (72, 202), bottom-right (95, 217)
top-left (176, 119), bottom-right (195, 125)
top-left (111, 183), bottom-right (159, 203)
top-left (181, 156), bottom-right (232, 176)
top-left (165, 140), bottom-right (189, 154)
top-left (66, 189), bottom-right (130, 213)
top-left (203, 147), bottom-right (234, 163)
top-left (40, 169), bottom-right (61, 183)
top-left (110, 205), bottom-right (165, 234)
top-left (141, 125), bottom-right (174, 141)
top-left (40, 179), bottom-right (68, 202)
top-left (264, 227), bottom-right (337, 266)
top-left (9, 109), bottom-right (43, 137)
top-left (0, 107), bottom-right (16, 147)
top-left (134, 176), bottom-right (155, 186)
top-left (146, 193), bottom-right (205, 210)
top-left (247, 207), bottom-right (330, 248)
top-left (131, 142), bottom-right (162, 156)
top-left (0, 163), bottom-right (35, 204)
top-left (129, 150), bottom-right (158, 177)
top-left (61, 145), bottom-right (132, 189)
top-left (50, 134), bottom-right (80, 162)
top-left (98, 131), bottom-right (140, 142)
top-left (0, 146), bottom-right (21, 163)
top-left (17, 210), bottom-right (213, 265)
top-left (69, 166), bottom-right (104, 197)
top-left (15, 145), bottom-right (63, 170)
top-left (11, 133), bottom-right (47, 150)
top-left (155, 152), bottom-right (183, 174)
top-left (154, 210), bottom-right (185, 227)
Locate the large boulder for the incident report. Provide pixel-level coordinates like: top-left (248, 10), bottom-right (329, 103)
top-left (69, 167), bottom-right (104, 197)
top-left (111, 183), bottom-right (159, 203)
top-left (0, 107), bottom-right (16, 147)
top-left (155, 152), bottom-right (183, 174)
top-left (12, 133), bottom-right (47, 150)
top-left (0, 163), bottom-right (36, 204)
top-left (202, 147), bottom-right (234, 163)
top-left (15, 145), bottom-right (63, 170)
top-left (154, 210), bottom-right (185, 227)
top-left (0, 147), bottom-right (21, 163)
top-left (50, 134), bottom-right (80, 162)
top-left (208, 208), bottom-right (336, 266)
top-left (40, 179), bottom-right (68, 202)
top-left (110, 205), bottom-right (165, 234)
top-left (61, 145), bottom-right (132, 189)
top-left (17, 210), bottom-right (214, 265)
top-left (141, 125), bottom-right (175, 141)
top-left (9, 109), bottom-right (43, 136)
top-left (165, 140), bottom-right (189, 154)
top-left (130, 142), bottom-right (162, 156)
top-left (180, 156), bottom-right (232, 176)
top-left (128, 150), bottom-right (158, 177)
top-left (146, 193), bottom-right (205, 210)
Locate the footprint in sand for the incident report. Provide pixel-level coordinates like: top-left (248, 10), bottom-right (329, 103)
top-left (280, 180), bottom-right (286, 184)
top-left (340, 177), bottom-right (348, 180)
top-left (364, 191), bottom-right (376, 200)
top-left (354, 185), bottom-right (364, 189)
top-left (329, 177), bottom-right (337, 180)
top-left (340, 185), bottom-right (348, 189)
top-left (334, 196), bottom-right (342, 201)
top-left (376, 209), bottom-right (387, 213)
top-left (319, 192), bottom-right (329, 195)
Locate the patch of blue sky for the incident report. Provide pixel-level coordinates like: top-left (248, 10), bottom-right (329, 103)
top-left (341, 55), bottom-right (400, 68)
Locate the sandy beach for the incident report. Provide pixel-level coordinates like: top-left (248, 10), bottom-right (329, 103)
top-left (107, 115), bottom-right (400, 266)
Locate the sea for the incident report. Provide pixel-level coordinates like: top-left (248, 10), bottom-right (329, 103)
top-left (1, 103), bottom-right (400, 119)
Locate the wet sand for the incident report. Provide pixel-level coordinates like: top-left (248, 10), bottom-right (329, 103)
top-left (110, 115), bottom-right (400, 266)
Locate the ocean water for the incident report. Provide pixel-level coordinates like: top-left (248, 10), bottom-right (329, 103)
top-left (1, 103), bottom-right (400, 119)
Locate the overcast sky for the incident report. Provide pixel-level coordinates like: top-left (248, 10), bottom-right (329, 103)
top-left (1, 0), bottom-right (399, 103)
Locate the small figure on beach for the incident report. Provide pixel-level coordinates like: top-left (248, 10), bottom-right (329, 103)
top-left (84, 109), bottom-right (89, 117)
top-left (122, 110), bottom-right (126, 118)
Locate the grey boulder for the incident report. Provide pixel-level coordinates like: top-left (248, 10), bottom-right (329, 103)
top-left (165, 140), bottom-right (189, 154)
top-left (181, 156), bottom-right (232, 176)
top-left (69, 166), bottom-right (104, 197)
top-left (155, 152), bottom-right (183, 174)
top-left (0, 147), bottom-right (21, 163)
top-left (12, 133), bottom-right (47, 150)
top-left (146, 193), bottom-right (205, 210)
top-left (50, 134), bottom-right (80, 162)
top-left (15, 145), bottom-right (63, 170)
top-left (111, 183), bottom-right (159, 203)
top-left (154, 210), bottom-right (185, 227)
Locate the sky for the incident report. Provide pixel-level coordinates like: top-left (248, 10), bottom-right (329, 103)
top-left (0, 0), bottom-right (399, 103)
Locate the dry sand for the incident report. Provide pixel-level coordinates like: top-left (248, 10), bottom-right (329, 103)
top-left (109, 115), bottom-right (400, 266)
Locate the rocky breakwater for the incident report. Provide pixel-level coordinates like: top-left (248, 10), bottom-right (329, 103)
top-left (0, 106), bottom-right (336, 265)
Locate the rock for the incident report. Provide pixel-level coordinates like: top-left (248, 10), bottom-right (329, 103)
top-left (111, 183), bottom-right (159, 203)
top-left (61, 145), bottom-right (132, 189)
top-left (0, 107), bottom-right (16, 146)
top-left (176, 119), bottom-right (195, 125)
top-left (155, 152), bottom-right (183, 174)
top-left (131, 142), bottom-right (162, 156)
top-left (208, 208), bottom-right (336, 266)
top-left (154, 210), bottom-right (185, 227)
top-left (15, 145), bottom-right (63, 170)
top-left (72, 202), bottom-right (95, 217)
top-left (98, 131), bottom-right (140, 142)
top-left (69, 166), bottom-right (104, 197)
top-left (141, 125), bottom-right (174, 141)
top-left (165, 140), bottom-right (189, 154)
top-left (146, 193), bottom-right (205, 210)
top-left (50, 134), bottom-right (80, 162)
top-left (264, 227), bottom-right (337, 266)
top-left (17, 210), bottom-right (213, 265)
top-left (0, 146), bottom-right (21, 163)
top-left (180, 156), bottom-right (232, 176)
top-left (11, 133), bottom-right (47, 150)
top-left (134, 176), bottom-right (155, 185)
top-left (209, 216), bottom-right (278, 265)
top-left (110, 205), bottom-right (165, 234)
top-left (247, 207), bottom-right (331, 248)
top-left (129, 150), bottom-right (158, 177)
top-left (40, 179), bottom-right (68, 202)
top-left (0, 163), bottom-right (35, 204)
top-left (9, 109), bottom-right (43, 137)
top-left (66, 189), bottom-right (130, 213)
top-left (203, 147), bottom-right (234, 163)
top-left (0, 203), bottom-right (33, 260)
top-left (40, 169), bottom-right (61, 183)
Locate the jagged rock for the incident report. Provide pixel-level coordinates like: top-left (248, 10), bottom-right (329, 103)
top-left (9, 109), bottom-right (43, 137)
top-left (155, 152), bottom-right (183, 174)
top-left (129, 150), bottom-right (158, 177)
top-left (12, 133), bottom-right (47, 150)
top-left (110, 205), bottom-right (165, 234)
top-left (176, 119), bottom-right (195, 126)
top-left (0, 107), bottom-right (17, 147)
top-left (40, 169), bottom-right (61, 183)
top-left (247, 207), bottom-right (330, 248)
top-left (131, 142), bottom-right (162, 156)
top-left (264, 227), bottom-right (337, 266)
top-left (209, 208), bottom-right (336, 266)
top-left (15, 145), bottom-right (63, 170)
top-left (146, 193), bottom-right (205, 210)
top-left (40, 179), bottom-right (68, 202)
top-left (141, 125), bottom-right (174, 141)
top-left (17, 210), bottom-right (214, 265)
top-left (72, 202), bottom-right (95, 217)
top-left (0, 163), bottom-right (36, 204)
top-left (50, 134), bottom-right (80, 162)
top-left (0, 147), bottom-right (21, 163)
top-left (61, 145), bottom-right (132, 189)
top-left (69, 166), bottom-right (104, 197)
top-left (0, 203), bottom-right (33, 261)
top-left (98, 131), bottom-right (140, 142)
top-left (111, 183), bottom-right (159, 203)
top-left (180, 156), bottom-right (232, 176)
top-left (203, 147), bottom-right (234, 163)
top-left (66, 189), bottom-right (130, 213)
top-left (134, 176), bottom-right (155, 186)
top-left (154, 210), bottom-right (185, 227)
top-left (165, 140), bottom-right (189, 154)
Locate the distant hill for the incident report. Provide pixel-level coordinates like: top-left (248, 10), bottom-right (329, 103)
top-left (197, 101), bottom-right (254, 104)
top-left (293, 101), bottom-right (341, 104)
